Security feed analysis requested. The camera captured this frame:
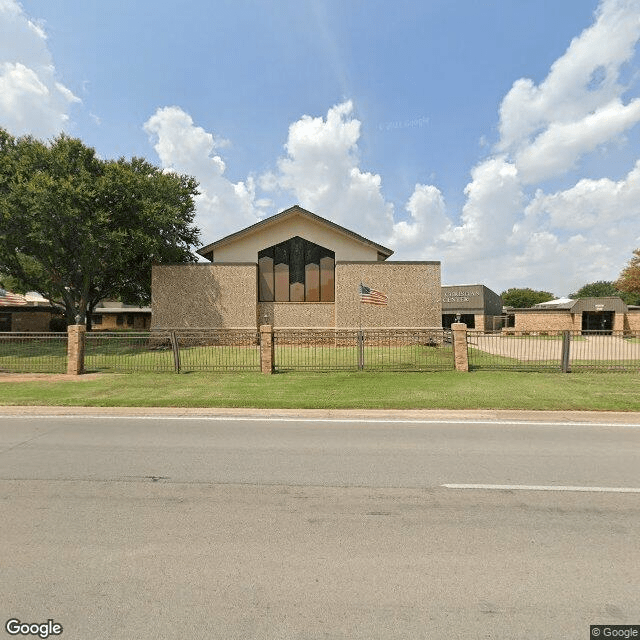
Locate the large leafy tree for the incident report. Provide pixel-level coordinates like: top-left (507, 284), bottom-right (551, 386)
top-left (616, 249), bottom-right (640, 303)
top-left (500, 288), bottom-right (555, 308)
top-left (570, 279), bottom-right (640, 306)
top-left (0, 129), bottom-right (200, 325)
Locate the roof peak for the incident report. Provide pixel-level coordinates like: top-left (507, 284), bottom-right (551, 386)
top-left (198, 205), bottom-right (394, 258)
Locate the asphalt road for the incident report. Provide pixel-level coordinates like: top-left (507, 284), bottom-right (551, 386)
top-left (1, 412), bottom-right (640, 639)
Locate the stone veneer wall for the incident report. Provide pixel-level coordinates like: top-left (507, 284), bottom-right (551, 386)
top-left (335, 262), bottom-right (441, 328)
top-left (513, 311), bottom-right (581, 332)
top-left (625, 311), bottom-right (640, 331)
top-left (257, 302), bottom-right (335, 328)
top-left (152, 263), bottom-right (258, 328)
top-left (11, 311), bottom-right (55, 332)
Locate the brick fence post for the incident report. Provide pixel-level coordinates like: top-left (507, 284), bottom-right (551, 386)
top-left (67, 324), bottom-right (86, 375)
top-left (260, 324), bottom-right (274, 374)
top-left (451, 322), bottom-right (469, 372)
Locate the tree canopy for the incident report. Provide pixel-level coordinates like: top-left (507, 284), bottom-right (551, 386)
top-left (570, 279), bottom-right (640, 306)
top-left (500, 288), bottom-right (555, 308)
top-left (0, 129), bottom-right (200, 325)
top-left (616, 249), bottom-right (640, 302)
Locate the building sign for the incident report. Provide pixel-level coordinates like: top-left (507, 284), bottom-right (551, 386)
top-left (442, 290), bottom-right (481, 304)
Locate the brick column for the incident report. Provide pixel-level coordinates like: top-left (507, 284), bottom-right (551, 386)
top-left (451, 322), bottom-right (469, 372)
top-left (67, 324), bottom-right (86, 375)
top-left (260, 324), bottom-right (274, 374)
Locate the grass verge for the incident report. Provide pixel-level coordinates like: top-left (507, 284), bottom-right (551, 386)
top-left (1, 370), bottom-right (639, 411)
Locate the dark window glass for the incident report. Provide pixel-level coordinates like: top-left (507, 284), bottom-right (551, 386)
top-left (92, 314), bottom-right (102, 325)
top-left (258, 237), bottom-right (334, 302)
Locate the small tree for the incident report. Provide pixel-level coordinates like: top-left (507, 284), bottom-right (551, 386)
top-left (0, 129), bottom-right (201, 325)
top-left (501, 288), bottom-right (555, 308)
top-left (616, 249), bottom-right (640, 302)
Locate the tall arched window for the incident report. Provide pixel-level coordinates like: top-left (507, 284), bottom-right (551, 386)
top-left (258, 237), bottom-right (335, 302)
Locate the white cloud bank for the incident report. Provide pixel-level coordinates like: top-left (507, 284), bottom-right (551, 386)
top-left (0, 0), bottom-right (79, 137)
top-left (145, 0), bottom-right (640, 295)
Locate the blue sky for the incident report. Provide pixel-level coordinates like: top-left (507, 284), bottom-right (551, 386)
top-left (2, 0), bottom-right (640, 296)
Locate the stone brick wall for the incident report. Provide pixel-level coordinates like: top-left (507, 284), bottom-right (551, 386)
top-left (512, 311), bottom-right (581, 333)
top-left (152, 263), bottom-right (258, 328)
top-left (625, 310), bottom-right (640, 331)
top-left (257, 302), bottom-right (335, 328)
top-left (10, 311), bottom-right (55, 332)
top-left (335, 262), bottom-right (441, 328)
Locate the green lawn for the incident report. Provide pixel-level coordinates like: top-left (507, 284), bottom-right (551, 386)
top-left (0, 370), bottom-right (639, 411)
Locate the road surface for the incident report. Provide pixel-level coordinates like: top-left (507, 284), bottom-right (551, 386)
top-left (1, 411), bottom-right (639, 639)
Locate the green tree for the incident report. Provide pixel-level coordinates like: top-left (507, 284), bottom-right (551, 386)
top-left (0, 129), bottom-right (200, 325)
top-left (616, 249), bottom-right (640, 303)
top-left (500, 287), bottom-right (555, 308)
top-left (570, 279), bottom-right (640, 306)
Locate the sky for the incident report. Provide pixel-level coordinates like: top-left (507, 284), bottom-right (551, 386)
top-left (2, 0), bottom-right (640, 296)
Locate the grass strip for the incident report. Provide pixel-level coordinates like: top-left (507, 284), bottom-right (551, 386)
top-left (1, 370), bottom-right (639, 411)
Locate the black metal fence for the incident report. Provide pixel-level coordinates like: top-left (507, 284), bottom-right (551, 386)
top-left (2, 328), bottom-right (639, 374)
top-left (467, 330), bottom-right (640, 372)
top-left (0, 332), bottom-right (68, 373)
top-left (85, 332), bottom-right (174, 372)
top-left (85, 330), bottom-right (261, 373)
top-left (273, 329), bottom-right (453, 372)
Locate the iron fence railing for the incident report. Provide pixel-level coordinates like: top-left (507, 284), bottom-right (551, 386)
top-left (274, 329), bottom-right (453, 372)
top-left (0, 332), bottom-right (68, 373)
top-left (467, 330), bottom-right (640, 372)
top-left (85, 332), bottom-right (175, 372)
top-left (569, 330), bottom-right (640, 372)
top-left (2, 328), bottom-right (638, 374)
top-left (85, 330), bottom-right (261, 372)
top-left (174, 330), bottom-right (260, 372)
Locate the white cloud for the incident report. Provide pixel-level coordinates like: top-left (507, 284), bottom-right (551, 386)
top-left (143, 106), bottom-right (268, 244)
top-left (0, 0), bottom-right (79, 137)
top-left (413, 0), bottom-right (640, 294)
top-left (389, 184), bottom-right (450, 257)
top-left (272, 101), bottom-right (394, 244)
top-left (498, 0), bottom-right (640, 154)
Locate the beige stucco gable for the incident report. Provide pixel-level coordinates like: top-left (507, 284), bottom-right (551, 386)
top-left (198, 206), bottom-right (393, 263)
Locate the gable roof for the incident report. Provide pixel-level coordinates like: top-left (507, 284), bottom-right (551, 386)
top-left (197, 205), bottom-right (394, 259)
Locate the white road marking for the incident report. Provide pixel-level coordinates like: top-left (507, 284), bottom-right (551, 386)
top-left (443, 484), bottom-right (640, 493)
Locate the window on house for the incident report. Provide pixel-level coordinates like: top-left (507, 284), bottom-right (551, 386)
top-left (116, 315), bottom-right (124, 325)
top-left (127, 314), bottom-right (134, 326)
top-left (92, 314), bottom-right (102, 325)
top-left (258, 236), bottom-right (335, 302)
top-left (0, 313), bottom-right (11, 332)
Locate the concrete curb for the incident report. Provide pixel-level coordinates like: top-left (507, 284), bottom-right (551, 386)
top-left (1, 405), bottom-right (639, 425)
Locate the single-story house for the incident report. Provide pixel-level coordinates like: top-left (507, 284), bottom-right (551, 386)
top-left (152, 205), bottom-right (442, 329)
top-left (0, 289), bottom-right (64, 332)
top-left (91, 300), bottom-right (152, 331)
top-left (504, 297), bottom-right (640, 334)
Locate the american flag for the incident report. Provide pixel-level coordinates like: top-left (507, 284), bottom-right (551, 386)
top-left (359, 283), bottom-right (388, 306)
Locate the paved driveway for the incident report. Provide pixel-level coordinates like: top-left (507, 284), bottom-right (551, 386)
top-left (469, 334), bottom-right (640, 362)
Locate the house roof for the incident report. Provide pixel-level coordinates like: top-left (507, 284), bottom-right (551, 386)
top-left (0, 289), bottom-right (29, 307)
top-left (197, 205), bottom-right (394, 259)
top-left (533, 297), bottom-right (575, 310)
